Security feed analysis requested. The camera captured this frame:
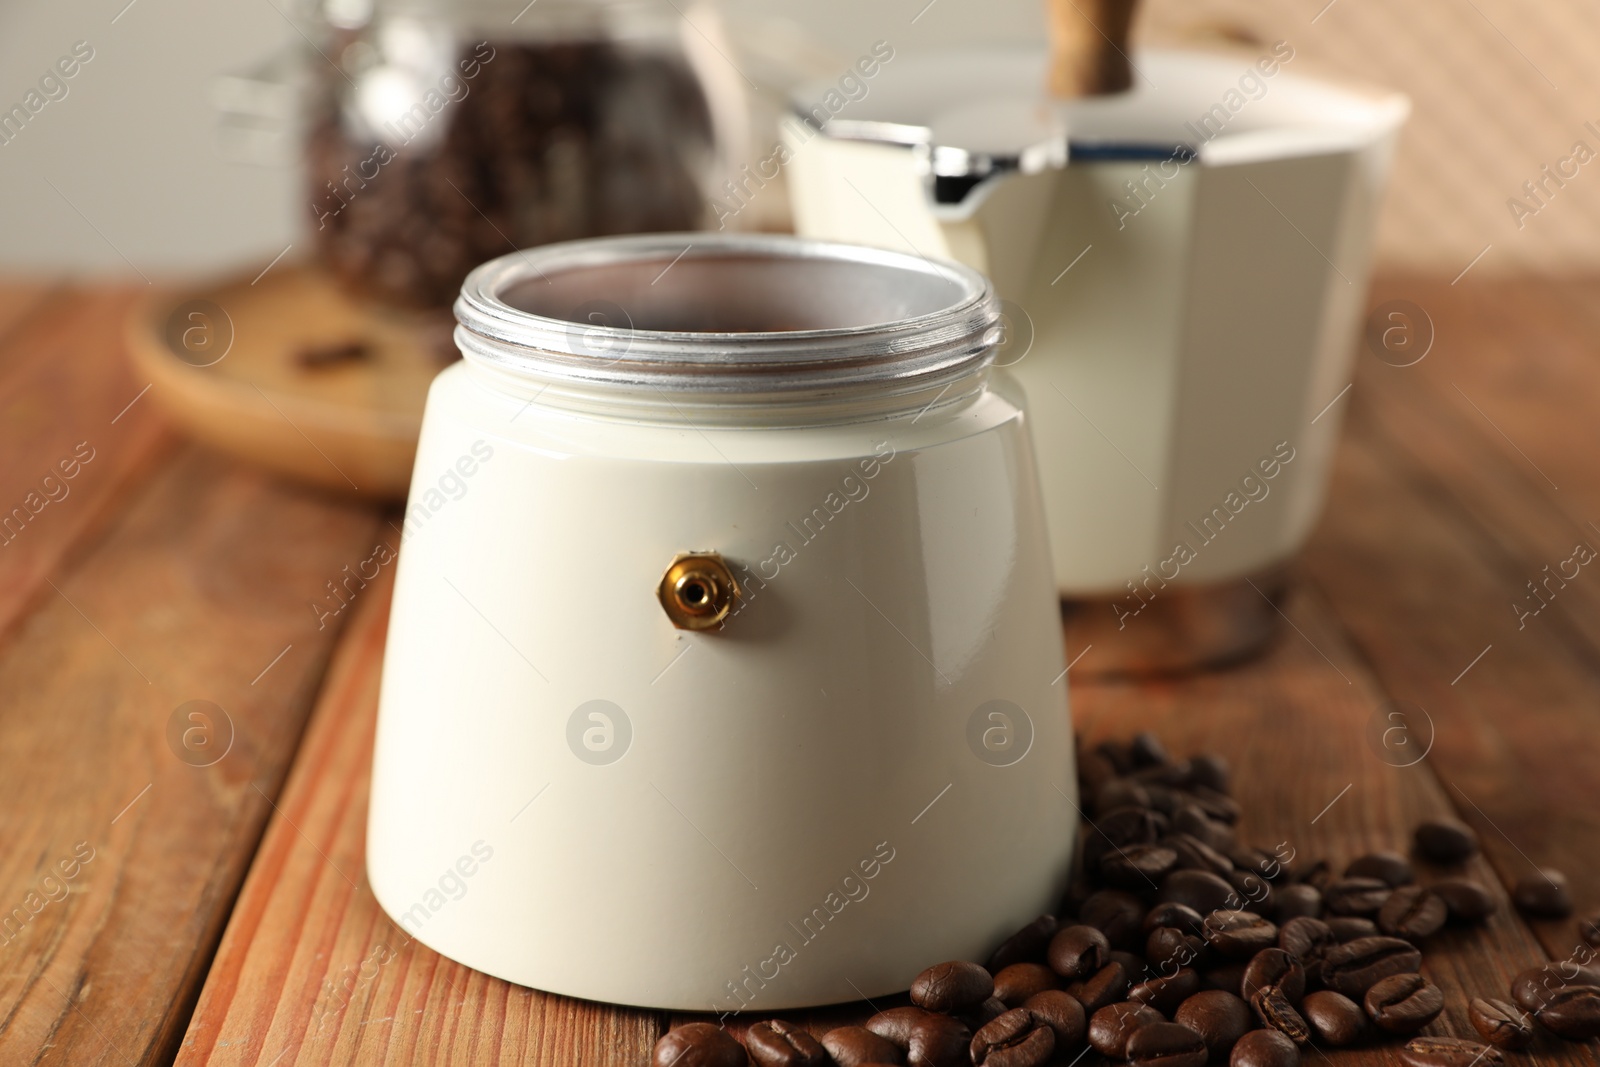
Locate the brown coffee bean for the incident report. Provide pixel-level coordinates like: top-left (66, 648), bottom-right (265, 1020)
top-left (969, 1008), bottom-right (1054, 1067)
top-left (1047, 925), bottom-right (1109, 980)
top-left (1144, 901), bottom-right (1207, 934)
top-left (1242, 948), bottom-right (1305, 1006)
top-left (960, 997), bottom-right (1008, 1032)
top-left (865, 1008), bottom-right (969, 1067)
top-left (1537, 984), bottom-right (1600, 1040)
top-left (1067, 961), bottom-right (1130, 1014)
top-left (652, 1023), bottom-right (748, 1067)
top-left (1129, 968), bottom-right (1202, 1016)
top-left (1202, 962), bottom-right (1248, 997)
top-left (1580, 912), bottom-right (1600, 948)
top-left (1322, 877), bottom-right (1392, 917)
top-left (1125, 1021), bottom-right (1208, 1067)
top-left (1094, 807), bottom-right (1168, 847)
top-left (822, 1025), bottom-right (903, 1067)
top-left (1087, 1001), bottom-right (1163, 1057)
top-left (1021, 989), bottom-right (1085, 1050)
top-left (1229, 1028), bottom-right (1300, 1067)
top-left (1095, 778), bottom-right (1153, 813)
top-left (1273, 884), bottom-right (1322, 920)
top-left (1432, 878), bottom-right (1495, 924)
top-left (988, 915), bottom-right (1058, 973)
top-left (1413, 819), bottom-right (1479, 864)
top-left (1103, 844), bottom-right (1180, 889)
top-left (1110, 949), bottom-right (1148, 974)
top-left (1320, 936), bottom-right (1422, 997)
top-left (1345, 851), bottom-right (1415, 887)
top-left (1094, 739), bottom-right (1135, 775)
top-left (1466, 997), bottom-right (1533, 1050)
top-left (1147, 926), bottom-right (1208, 972)
top-left (910, 960), bottom-right (993, 1014)
top-left (1377, 885), bottom-right (1447, 941)
top-left (1174, 990), bottom-right (1252, 1059)
top-left (1161, 870), bottom-right (1237, 915)
top-left (992, 963), bottom-right (1061, 1007)
top-left (1301, 991), bottom-right (1369, 1046)
top-left (1165, 833), bottom-right (1236, 878)
top-left (1363, 973), bottom-right (1444, 1034)
top-left (1510, 962), bottom-right (1600, 1014)
top-left (746, 1019), bottom-right (827, 1067)
top-left (1401, 1036), bottom-right (1504, 1067)
top-left (1187, 785), bottom-right (1243, 825)
top-left (1189, 754), bottom-right (1231, 794)
top-left (1250, 989), bottom-right (1310, 1045)
top-left (1172, 804), bottom-right (1234, 851)
top-left (1277, 917), bottom-right (1336, 970)
top-left (1512, 868), bottom-right (1573, 918)
top-left (1206, 911), bottom-right (1279, 960)
top-left (1226, 870), bottom-right (1276, 917)
top-left (1077, 889), bottom-right (1148, 950)
top-left (1297, 860), bottom-right (1331, 891)
top-left (1324, 916), bottom-right (1379, 942)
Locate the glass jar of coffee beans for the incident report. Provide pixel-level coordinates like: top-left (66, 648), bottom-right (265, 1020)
top-left (305, 0), bottom-right (721, 309)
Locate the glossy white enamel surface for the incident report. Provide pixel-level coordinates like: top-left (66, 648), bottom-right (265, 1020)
top-left (787, 48), bottom-right (1407, 596)
top-left (367, 359), bottom-right (1075, 1011)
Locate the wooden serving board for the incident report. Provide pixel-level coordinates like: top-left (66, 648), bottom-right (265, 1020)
top-left (125, 265), bottom-right (454, 500)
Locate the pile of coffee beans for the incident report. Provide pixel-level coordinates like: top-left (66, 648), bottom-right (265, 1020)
top-left (308, 40), bottom-right (712, 309)
top-left (653, 731), bottom-right (1600, 1066)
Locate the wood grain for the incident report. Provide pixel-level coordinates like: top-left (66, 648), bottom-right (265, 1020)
top-left (0, 447), bottom-right (384, 1066)
top-left (172, 584), bottom-right (663, 1067)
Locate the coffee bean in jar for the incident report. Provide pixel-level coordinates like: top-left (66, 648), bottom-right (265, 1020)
top-left (306, 1), bottom-right (716, 310)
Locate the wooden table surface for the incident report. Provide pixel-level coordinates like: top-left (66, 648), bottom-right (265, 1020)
top-left (1, 275), bottom-right (1597, 1065)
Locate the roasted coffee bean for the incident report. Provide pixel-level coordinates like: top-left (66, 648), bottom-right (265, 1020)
top-left (1189, 754), bottom-right (1232, 794)
top-left (1047, 925), bottom-right (1110, 980)
top-left (1095, 778), bottom-right (1153, 814)
top-left (1172, 804), bottom-right (1234, 851)
top-left (1226, 870), bottom-right (1275, 917)
top-left (652, 1023), bottom-right (748, 1067)
top-left (1165, 833), bottom-right (1236, 878)
top-left (864, 1007), bottom-right (969, 1067)
top-left (1250, 989), bottom-right (1310, 1045)
top-left (1296, 860), bottom-right (1331, 891)
top-left (1021, 989), bottom-right (1086, 1050)
top-left (822, 1025), bottom-right (903, 1067)
top-left (1467, 997), bottom-right (1533, 1050)
top-left (1144, 901), bottom-right (1207, 935)
top-left (1229, 1028), bottom-right (1300, 1067)
top-left (992, 964), bottom-right (1061, 1007)
top-left (1161, 870), bottom-right (1237, 915)
top-left (989, 915), bottom-right (1059, 973)
top-left (1301, 991), bottom-right (1369, 1046)
top-left (1537, 984), bottom-right (1600, 1040)
top-left (1147, 926), bottom-right (1208, 972)
top-left (1241, 949), bottom-right (1305, 1006)
top-left (1067, 961), bottom-right (1130, 1014)
top-left (1174, 990), bottom-right (1252, 1059)
top-left (1322, 877), bottom-right (1392, 917)
top-left (1087, 1001), bottom-right (1164, 1057)
top-left (1580, 912), bottom-right (1600, 948)
top-left (1096, 806), bottom-right (1168, 846)
top-left (1078, 749), bottom-right (1120, 794)
top-left (746, 1019), bottom-right (827, 1067)
top-left (1128, 730), bottom-right (1171, 767)
top-left (1320, 936), bottom-right (1422, 997)
top-left (1432, 878), bottom-right (1495, 924)
top-left (910, 960), bottom-right (993, 1014)
top-left (1324, 916), bottom-right (1379, 942)
top-left (1401, 1036), bottom-right (1504, 1067)
top-left (1077, 889), bottom-right (1148, 950)
top-left (1277, 917), bottom-right (1337, 969)
top-left (1125, 1021), bottom-right (1209, 1067)
top-left (1095, 739), bottom-right (1135, 775)
top-left (1378, 885), bottom-right (1447, 941)
top-left (1512, 868), bottom-right (1573, 918)
top-left (1273, 884), bottom-right (1322, 920)
top-left (1202, 962), bottom-right (1248, 997)
top-left (1103, 844), bottom-right (1180, 889)
top-left (1345, 851), bottom-right (1415, 887)
top-left (1129, 968), bottom-right (1202, 1016)
top-left (1188, 785), bottom-right (1243, 825)
top-left (969, 1008), bottom-right (1054, 1067)
top-left (1413, 819), bottom-right (1479, 864)
top-left (1363, 972), bottom-right (1444, 1034)
top-left (1510, 962), bottom-right (1600, 1014)
top-left (1206, 911), bottom-right (1279, 960)
top-left (1110, 949), bottom-right (1148, 975)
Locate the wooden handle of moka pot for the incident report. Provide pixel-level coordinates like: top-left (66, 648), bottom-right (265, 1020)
top-left (1047, 0), bottom-right (1141, 97)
